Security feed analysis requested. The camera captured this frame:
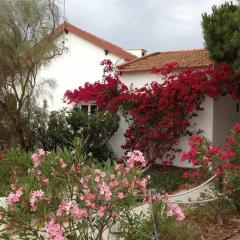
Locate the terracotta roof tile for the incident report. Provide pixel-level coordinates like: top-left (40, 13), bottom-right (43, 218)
top-left (53, 22), bottom-right (137, 61)
top-left (117, 49), bottom-right (213, 72)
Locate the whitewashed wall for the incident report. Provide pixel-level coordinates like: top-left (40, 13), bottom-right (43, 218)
top-left (38, 32), bottom-right (120, 111)
top-left (174, 97), bottom-right (214, 167)
top-left (213, 95), bottom-right (237, 146)
top-left (126, 49), bottom-right (147, 57)
top-left (116, 71), bottom-right (216, 167)
top-left (120, 71), bottom-right (165, 88)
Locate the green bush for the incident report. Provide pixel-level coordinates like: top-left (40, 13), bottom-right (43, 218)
top-left (67, 108), bottom-right (120, 161)
top-left (226, 168), bottom-right (240, 211)
top-left (0, 147), bottom-right (32, 195)
top-left (117, 201), bottom-right (201, 240)
top-left (26, 108), bottom-right (120, 161)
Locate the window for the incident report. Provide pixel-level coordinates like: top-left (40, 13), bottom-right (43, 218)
top-left (90, 105), bottom-right (98, 115)
top-left (81, 105), bottom-right (88, 114)
top-left (80, 104), bottom-right (98, 115)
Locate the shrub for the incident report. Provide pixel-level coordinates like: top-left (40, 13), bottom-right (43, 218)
top-left (116, 200), bottom-right (200, 240)
top-left (226, 168), bottom-right (240, 211)
top-left (182, 123), bottom-right (240, 215)
top-left (67, 108), bottom-right (120, 161)
top-left (0, 141), bottom-right (187, 239)
top-left (0, 147), bottom-right (32, 196)
top-left (25, 108), bottom-right (120, 161)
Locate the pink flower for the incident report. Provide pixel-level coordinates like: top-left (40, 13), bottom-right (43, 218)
top-left (71, 205), bottom-right (88, 221)
top-left (46, 220), bottom-right (65, 240)
top-left (31, 153), bottom-right (40, 167)
top-left (57, 201), bottom-right (88, 221)
top-left (30, 190), bottom-right (49, 212)
top-left (122, 179), bottom-right (129, 188)
top-left (38, 149), bottom-right (45, 156)
top-left (97, 206), bottom-right (107, 217)
top-left (116, 163), bottom-right (124, 170)
top-left (99, 183), bottom-right (112, 201)
top-left (110, 211), bottom-right (119, 217)
top-left (59, 159), bottom-right (67, 168)
top-left (167, 203), bottom-right (185, 221)
top-left (87, 192), bottom-right (96, 200)
top-left (94, 176), bottom-right (100, 183)
top-left (127, 150), bottom-right (146, 168)
top-left (7, 188), bottom-right (23, 205)
top-left (139, 178), bottom-right (148, 193)
top-left (118, 192), bottom-right (125, 199)
top-left (31, 149), bottom-right (45, 168)
top-left (109, 180), bottom-right (119, 188)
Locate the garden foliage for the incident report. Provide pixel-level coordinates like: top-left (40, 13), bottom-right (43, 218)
top-left (65, 60), bottom-right (240, 164)
top-left (0, 140), bottom-right (188, 239)
top-left (181, 123), bottom-right (240, 212)
top-left (24, 107), bottom-right (119, 161)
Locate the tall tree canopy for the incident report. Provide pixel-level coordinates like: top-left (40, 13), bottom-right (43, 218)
top-left (202, 1), bottom-right (240, 71)
top-left (0, 0), bottom-right (64, 148)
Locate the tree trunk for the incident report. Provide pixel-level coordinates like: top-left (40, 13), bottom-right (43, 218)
top-left (15, 111), bottom-right (27, 149)
top-left (217, 170), bottom-right (224, 225)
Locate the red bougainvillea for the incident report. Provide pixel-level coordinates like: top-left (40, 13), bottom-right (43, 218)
top-left (64, 59), bottom-right (240, 163)
top-left (64, 60), bottom-right (127, 111)
top-left (180, 123), bottom-right (240, 191)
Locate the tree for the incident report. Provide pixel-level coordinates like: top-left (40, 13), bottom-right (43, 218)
top-left (202, 1), bottom-right (240, 71)
top-left (0, 0), bottom-right (64, 149)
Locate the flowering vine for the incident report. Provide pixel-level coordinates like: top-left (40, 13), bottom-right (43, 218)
top-left (65, 60), bottom-right (240, 163)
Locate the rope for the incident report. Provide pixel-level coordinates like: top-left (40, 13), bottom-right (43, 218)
top-left (168, 173), bottom-right (217, 198)
top-left (170, 185), bottom-right (240, 204)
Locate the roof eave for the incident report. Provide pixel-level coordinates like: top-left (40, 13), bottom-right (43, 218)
top-left (52, 22), bottom-right (137, 61)
top-left (118, 63), bottom-right (214, 73)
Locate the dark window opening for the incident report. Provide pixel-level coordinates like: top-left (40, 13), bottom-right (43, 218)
top-left (81, 105), bottom-right (88, 114)
top-left (91, 105), bottom-right (98, 115)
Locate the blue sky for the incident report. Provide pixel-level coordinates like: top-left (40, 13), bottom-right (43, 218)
top-left (60, 0), bottom-right (237, 53)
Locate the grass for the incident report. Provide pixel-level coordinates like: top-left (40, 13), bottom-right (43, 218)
top-left (146, 165), bottom-right (188, 193)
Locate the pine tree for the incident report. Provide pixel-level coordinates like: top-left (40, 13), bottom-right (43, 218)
top-left (202, 2), bottom-right (240, 71)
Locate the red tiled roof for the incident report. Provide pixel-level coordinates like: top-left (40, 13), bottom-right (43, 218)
top-left (117, 49), bottom-right (213, 72)
top-left (53, 22), bottom-right (137, 61)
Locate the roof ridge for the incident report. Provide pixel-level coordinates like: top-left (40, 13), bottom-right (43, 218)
top-left (157, 48), bottom-right (207, 54)
top-left (53, 22), bottom-right (137, 61)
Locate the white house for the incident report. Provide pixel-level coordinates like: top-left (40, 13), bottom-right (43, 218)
top-left (39, 22), bottom-right (238, 167)
top-left (38, 22), bottom-right (137, 111)
top-left (116, 50), bottom-right (238, 167)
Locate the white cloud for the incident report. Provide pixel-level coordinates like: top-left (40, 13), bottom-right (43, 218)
top-left (60, 0), bottom-right (238, 52)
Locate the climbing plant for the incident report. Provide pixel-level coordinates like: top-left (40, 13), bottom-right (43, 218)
top-left (65, 60), bottom-right (240, 163)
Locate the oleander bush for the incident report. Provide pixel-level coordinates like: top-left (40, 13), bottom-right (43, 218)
top-left (0, 139), bottom-right (188, 240)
